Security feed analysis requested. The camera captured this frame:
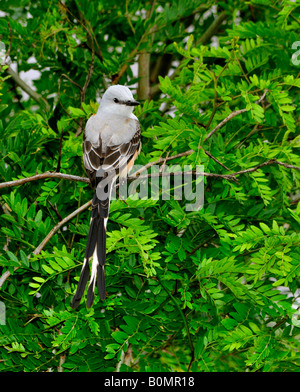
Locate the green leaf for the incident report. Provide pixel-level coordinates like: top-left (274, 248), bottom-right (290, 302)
top-left (41, 264), bottom-right (54, 275)
top-left (112, 331), bottom-right (128, 344)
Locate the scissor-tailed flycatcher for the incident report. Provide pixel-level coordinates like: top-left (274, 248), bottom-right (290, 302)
top-left (71, 85), bottom-right (141, 309)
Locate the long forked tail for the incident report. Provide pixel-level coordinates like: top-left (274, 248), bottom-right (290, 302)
top-left (71, 186), bottom-right (110, 309)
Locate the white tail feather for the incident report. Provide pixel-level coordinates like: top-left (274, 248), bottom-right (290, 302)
top-left (88, 245), bottom-right (98, 293)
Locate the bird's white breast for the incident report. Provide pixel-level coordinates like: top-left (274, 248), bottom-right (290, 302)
top-left (85, 112), bottom-right (138, 150)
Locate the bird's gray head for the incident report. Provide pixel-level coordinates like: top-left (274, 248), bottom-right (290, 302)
top-left (98, 85), bottom-right (140, 115)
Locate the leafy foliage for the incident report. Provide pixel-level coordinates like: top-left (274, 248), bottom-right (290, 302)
top-left (0, 0), bottom-right (299, 372)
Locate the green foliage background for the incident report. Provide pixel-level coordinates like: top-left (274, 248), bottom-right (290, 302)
top-left (0, 0), bottom-right (299, 372)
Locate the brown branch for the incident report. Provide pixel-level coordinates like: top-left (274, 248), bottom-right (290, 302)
top-left (0, 270), bottom-right (12, 289)
top-left (58, 73), bottom-right (82, 92)
top-left (128, 159), bottom-right (300, 182)
top-left (59, 74), bottom-right (82, 91)
top-left (230, 159), bottom-right (300, 176)
top-left (56, 74), bottom-right (83, 130)
top-left (75, 32), bottom-right (95, 137)
top-left (0, 172), bottom-right (89, 189)
top-left (204, 89), bottom-right (268, 142)
top-left (73, 0), bottom-right (104, 63)
top-left (48, 200), bottom-right (62, 221)
top-left (127, 170), bottom-right (233, 182)
top-left (204, 107), bottom-right (247, 142)
top-left (130, 146), bottom-right (233, 178)
top-left (55, 127), bottom-right (64, 172)
top-left (33, 200), bottom-right (92, 255)
top-left (201, 147), bottom-right (235, 178)
top-left (0, 199), bottom-right (92, 288)
top-left (80, 37), bottom-right (95, 105)
top-left (129, 149), bottom-right (195, 177)
top-left (1, 152), bottom-right (298, 193)
top-left (112, 44), bottom-right (141, 86)
top-left (75, 35), bottom-right (95, 137)
top-left (0, 158), bottom-right (298, 287)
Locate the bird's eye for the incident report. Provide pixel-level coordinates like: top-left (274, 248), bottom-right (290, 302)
top-left (113, 98), bottom-right (119, 103)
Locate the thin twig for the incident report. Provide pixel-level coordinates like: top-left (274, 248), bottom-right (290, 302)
top-left (201, 147), bottom-right (233, 174)
top-left (130, 149), bottom-right (194, 178)
top-left (204, 107), bottom-right (247, 142)
top-left (55, 127), bottom-right (64, 172)
top-left (75, 30), bottom-right (95, 138)
top-left (59, 73), bottom-right (82, 92)
top-left (80, 36), bottom-right (94, 105)
top-left (48, 200), bottom-right (62, 221)
top-left (230, 159), bottom-right (300, 175)
top-left (32, 200), bottom-right (92, 256)
top-left (0, 158), bottom-right (299, 287)
top-left (204, 89), bottom-right (268, 142)
top-left (56, 75), bottom-right (83, 129)
top-left (128, 159), bottom-right (300, 182)
top-left (0, 199), bottom-right (92, 288)
top-left (127, 170), bottom-right (234, 181)
top-left (157, 275), bottom-right (195, 372)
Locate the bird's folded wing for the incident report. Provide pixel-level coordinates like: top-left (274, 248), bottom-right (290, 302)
top-left (83, 118), bottom-right (141, 187)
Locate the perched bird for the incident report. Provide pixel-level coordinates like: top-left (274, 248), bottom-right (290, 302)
top-left (71, 85), bottom-right (141, 309)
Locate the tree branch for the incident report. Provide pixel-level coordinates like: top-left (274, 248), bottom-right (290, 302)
top-left (0, 157), bottom-right (298, 288)
top-left (0, 172), bottom-right (89, 189)
top-left (32, 200), bottom-right (92, 256)
top-left (0, 199), bottom-right (92, 288)
top-left (80, 34), bottom-right (95, 105)
top-left (0, 159), bottom-right (298, 194)
top-left (196, 10), bottom-right (227, 46)
top-left (230, 159), bottom-right (300, 176)
top-left (128, 170), bottom-right (233, 182)
top-left (130, 149), bottom-right (195, 178)
top-left (204, 89), bottom-right (268, 142)
top-left (6, 66), bottom-right (50, 111)
top-left (137, 50), bottom-right (150, 100)
top-left (128, 159), bottom-right (300, 182)
top-left (58, 73), bottom-right (82, 92)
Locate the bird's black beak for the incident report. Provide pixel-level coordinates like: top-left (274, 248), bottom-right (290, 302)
top-left (126, 100), bottom-right (140, 106)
